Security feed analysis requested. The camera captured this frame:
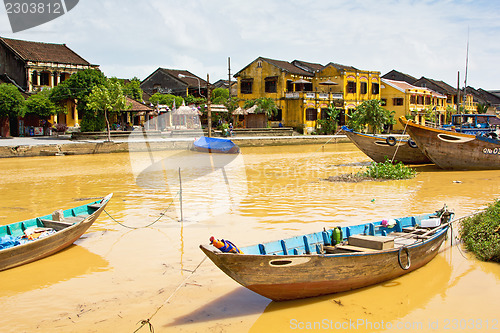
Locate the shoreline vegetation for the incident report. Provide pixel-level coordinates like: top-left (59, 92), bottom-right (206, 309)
top-left (324, 160), bottom-right (417, 183)
top-left (460, 200), bottom-right (500, 263)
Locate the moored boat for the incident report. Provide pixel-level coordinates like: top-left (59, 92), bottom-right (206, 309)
top-left (192, 136), bottom-right (240, 154)
top-left (200, 207), bottom-right (453, 301)
top-left (342, 126), bottom-right (431, 164)
top-left (0, 194), bottom-right (112, 271)
top-left (400, 116), bottom-right (500, 170)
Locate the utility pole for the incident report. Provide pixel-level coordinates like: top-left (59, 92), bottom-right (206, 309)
top-left (228, 57), bottom-right (231, 97)
top-left (207, 73), bottom-right (211, 137)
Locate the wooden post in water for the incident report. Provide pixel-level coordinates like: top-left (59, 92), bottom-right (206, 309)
top-left (179, 167), bottom-right (183, 222)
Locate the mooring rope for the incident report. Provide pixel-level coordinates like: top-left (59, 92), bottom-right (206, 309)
top-left (390, 119), bottom-right (410, 164)
top-left (133, 257), bottom-right (207, 333)
top-left (104, 191), bottom-right (180, 229)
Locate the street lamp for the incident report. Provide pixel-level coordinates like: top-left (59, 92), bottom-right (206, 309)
top-left (178, 73), bottom-right (211, 137)
top-left (177, 73), bottom-right (204, 98)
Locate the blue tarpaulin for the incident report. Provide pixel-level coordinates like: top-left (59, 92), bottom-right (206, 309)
top-left (193, 137), bottom-right (239, 153)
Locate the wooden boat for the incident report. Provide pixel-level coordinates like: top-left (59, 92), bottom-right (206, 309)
top-left (192, 136), bottom-right (240, 154)
top-left (342, 126), bottom-right (431, 164)
top-left (0, 194), bottom-right (112, 271)
top-left (200, 207), bottom-right (453, 301)
top-left (400, 116), bottom-right (500, 170)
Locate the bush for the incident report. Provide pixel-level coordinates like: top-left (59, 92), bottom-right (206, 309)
top-left (357, 159), bottom-right (417, 180)
top-left (80, 112), bottom-right (106, 132)
top-left (459, 200), bottom-right (500, 262)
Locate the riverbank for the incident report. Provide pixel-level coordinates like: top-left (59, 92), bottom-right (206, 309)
top-left (0, 134), bottom-right (351, 158)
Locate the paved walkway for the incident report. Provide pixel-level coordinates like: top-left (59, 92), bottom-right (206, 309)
top-left (0, 134), bottom-right (349, 147)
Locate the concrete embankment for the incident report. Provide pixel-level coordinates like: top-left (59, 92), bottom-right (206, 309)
top-left (0, 135), bottom-right (350, 158)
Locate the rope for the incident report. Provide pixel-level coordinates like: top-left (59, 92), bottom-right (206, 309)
top-left (390, 120), bottom-right (410, 163)
top-left (105, 191), bottom-right (180, 229)
top-left (134, 257), bottom-right (207, 333)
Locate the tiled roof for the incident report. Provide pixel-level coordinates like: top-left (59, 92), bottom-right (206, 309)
top-left (292, 60), bottom-right (325, 73)
top-left (125, 96), bottom-right (154, 112)
top-left (260, 57), bottom-right (313, 76)
top-left (158, 68), bottom-right (207, 88)
top-left (325, 62), bottom-right (358, 72)
top-left (0, 36), bottom-right (92, 65)
top-left (382, 78), bottom-right (446, 98)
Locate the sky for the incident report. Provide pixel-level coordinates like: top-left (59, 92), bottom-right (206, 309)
top-left (1, 0), bottom-right (499, 90)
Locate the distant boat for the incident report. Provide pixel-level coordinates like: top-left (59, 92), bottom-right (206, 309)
top-left (400, 116), bottom-right (500, 170)
top-left (200, 207), bottom-right (453, 301)
top-left (0, 194), bottom-right (112, 271)
top-left (441, 114), bottom-right (500, 136)
top-left (342, 126), bottom-right (431, 164)
top-left (192, 136), bottom-right (240, 154)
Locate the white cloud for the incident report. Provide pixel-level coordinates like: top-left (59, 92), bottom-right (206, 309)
top-left (1, 0), bottom-right (498, 89)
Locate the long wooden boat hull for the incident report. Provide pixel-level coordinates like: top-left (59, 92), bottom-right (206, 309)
top-left (0, 194), bottom-right (112, 271)
top-left (400, 117), bottom-right (500, 170)
top-left (201, 209), bottom-right (451, 301)
top-left (343, 128), bottom-right (431, 164)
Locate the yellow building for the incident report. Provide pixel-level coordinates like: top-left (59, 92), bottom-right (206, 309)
top-left (235, 57), bottom-right (381, 133)
top-left (381, 78), bottom-right (447, 130)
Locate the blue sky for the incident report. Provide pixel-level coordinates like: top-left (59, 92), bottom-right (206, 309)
top-left (1, 0), bottom-right (499, 89)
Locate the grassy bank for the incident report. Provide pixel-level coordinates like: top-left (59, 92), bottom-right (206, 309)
top-left (460, 200), bottom-right (500, 262)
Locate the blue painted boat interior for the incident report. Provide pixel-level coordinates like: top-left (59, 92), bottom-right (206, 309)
top-left (0, 199), bottom-right (100, 239)
top-left (240, 213), bottom-right (436, 255)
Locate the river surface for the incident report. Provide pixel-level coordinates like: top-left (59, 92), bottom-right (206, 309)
top-left (0, 143), bottom-right (499, 332)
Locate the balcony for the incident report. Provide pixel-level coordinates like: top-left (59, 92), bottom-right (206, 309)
top-left (284, 91), bottom-right (344, 100)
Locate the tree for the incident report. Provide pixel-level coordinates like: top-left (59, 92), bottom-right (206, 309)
top-left (0, 83), bottom-right (25, 137)
top-left (316, 105), bottom-right (341, 135)
top-left (149, 93), bottom-right (184, 108)
top-left (25, 89), bottom-right (62, 118)
top-left (243, 97), bottom-right (278, 117)
top-left (476, 102), bottom-right (490, 114)
top-left (348, 99), bottom-right (394, 133)
top-left (0, 83), bottom-right (25, 118)
top-left (49, 69), bottom-right (107, 131)
top-left (88, 80), bottom-right (131, 141)
top-left (123, 77), bottom-right (143, 101)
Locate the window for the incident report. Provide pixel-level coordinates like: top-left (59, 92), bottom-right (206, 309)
top-left (360, 82), bottom-right (367, 94)
top-left (417, 96), bottom-right (424, 104)
top-left (347, 81), bottom-right (356, 94)
top-left (31, 71), bottom-right (38, 85)
top-left (286, 80), bottom-right (293, 92)
top-left (410, 95), bottom-right (416, 104)
top-left (240, 79), bottom-right (253, 94)
top-left (40, 72), bottom-right (50, 86)
top-left (305, 108), bottom-right (317, 121)
top-left (265, 77), bottom-right (277, 93)
top-left (425, 96), bottom-right (431, 105)
top-left (372, 83), bottom-right (380, 95)
top-left (393, 98), bottom-right (404, 106)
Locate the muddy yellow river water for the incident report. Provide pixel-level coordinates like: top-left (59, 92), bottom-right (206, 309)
top-left (0, 143), bottom-right (499, 332)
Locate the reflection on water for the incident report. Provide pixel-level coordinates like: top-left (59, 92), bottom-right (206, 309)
top-left (0, 143), bottom-right (499, 332)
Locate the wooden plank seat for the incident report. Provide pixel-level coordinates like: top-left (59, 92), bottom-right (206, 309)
top-left (333, 244), bottom-right (378, 253)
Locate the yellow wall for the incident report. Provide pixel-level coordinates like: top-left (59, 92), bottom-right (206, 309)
top-left (236, 58), bottom-right (381, 132)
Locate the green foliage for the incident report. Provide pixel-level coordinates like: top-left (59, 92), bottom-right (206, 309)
top-left (149, 93), bottom-right (184, 108)
top-left (316, 106), bottom-right (341, 135)
top-left (49, 69), bottom-right (107, 120)
top-left (424, 106), bottom-right (438, 123)
top-left (0, 83), bottom-right (25, 117)
top-left (88, 80), bottom-right (131, 137)
top-left (185, 94), bottom-right (206, 105)
top-left (476, 102), bottom-right (490, 114)
top-left (357, 159), bottom-right (417, 180)
top-left (347, 99), bottom-right (394, 133)
top-left (211, 87), bottom-right (229, 104)
top-left (25, 89), bottom-right (62, 117)
top-left (243, 97), bottom-right (278, 117)
top-left (460, 200), bottom-right (500, 262)
top-left (80, 112), bottom-right (106, 132)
